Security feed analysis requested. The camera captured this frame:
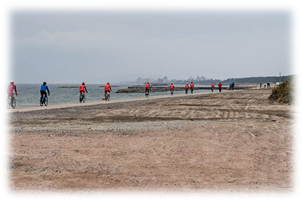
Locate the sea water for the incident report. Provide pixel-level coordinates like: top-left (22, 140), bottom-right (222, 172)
top-left (11, 84), bottom-right (210, 107)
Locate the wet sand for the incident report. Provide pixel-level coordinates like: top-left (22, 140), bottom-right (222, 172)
top-left (8, 90), bottom-right (219, 113)
top-left (8, 89), bottom-right (293, 192)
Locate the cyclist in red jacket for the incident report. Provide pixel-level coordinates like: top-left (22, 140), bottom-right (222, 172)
top-left (185, 83), bottom-right (189, 94)
top-left (7, 80), bottom-right (18, 98)
top-left (79, 82), bottom-right (88, 94)
top-left (218, 82), bottom-right (222, 93)
top-left (170, 83), bottom-right (174, 95)
top-left (211, 83), bottom-right (214, 92)
top-left (190, 82), bottom-right (194, 94)
top-left (145, 82), bottom-right (151, 94)
top-left (104, 82), bottom-right (112, 97)
top-left (79, 82), bottom-right (88, 100)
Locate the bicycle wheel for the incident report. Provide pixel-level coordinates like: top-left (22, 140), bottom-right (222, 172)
top-left (40, 97), bottom-right (44, 106)
top-left (44, 97), bottom-right (48, 106)
top-left (7, 97), bottom-right (11, 109)
top-left (83, 95), bottom-right (86, 103)
top-left (107, 95), bottom-right (110, 101)
top-left (12, 97), bottom-right (16, 109)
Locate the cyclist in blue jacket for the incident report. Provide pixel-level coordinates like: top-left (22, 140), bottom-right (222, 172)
top-left (40, 82), bottom-right (50, 103)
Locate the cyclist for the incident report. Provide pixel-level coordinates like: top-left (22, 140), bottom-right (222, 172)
top-left (40, 82), bottom-right (50, 103)
top-left (211, 83), bottom-right (214, 92)
top-left (79, 82), bottom-right (88, 99)
top-left (170, 83), bottom-right (174, 95)
top-left (190, 82), bottom-right (194, 94)
top-left (145, 82), bottom-right (151, 95)
top-left (104, 82), bottom-right (111, 98)
top-left (7, 80), bottom-right (18, 102)
top-left (185, 83), bottom-right (189, 94)
top-left (218, 82), bottom-right (222, 93)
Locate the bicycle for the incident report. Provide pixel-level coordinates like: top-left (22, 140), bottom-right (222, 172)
top-left (7, 95), bottom-right (16, 109)
top-left (145, 90), bottom-right (150, 98)
top-left (40, 94), bottom-right (48, 106)
top-left (105, 91), bottom-right (110, 101)
top-left (170, 90), bottom-right (174, 95)
top-left (79, 92), bottom-right (86, 103)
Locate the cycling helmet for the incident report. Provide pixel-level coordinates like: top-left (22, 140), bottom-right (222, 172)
top-left (107, 82), bottom-right (109, 85)
top-left (82, 82), bottom-right (85, 85)
top-left (43, 82), bottom-right (47, 85)
top-left (10, 80), bottom-right (14, 84)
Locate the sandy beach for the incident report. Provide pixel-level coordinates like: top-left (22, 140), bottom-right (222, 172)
top-left (8, 89), bottom-right (293, 192)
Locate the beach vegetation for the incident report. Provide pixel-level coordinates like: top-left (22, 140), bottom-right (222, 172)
top-left (269, 79), bottom-right (293, 104)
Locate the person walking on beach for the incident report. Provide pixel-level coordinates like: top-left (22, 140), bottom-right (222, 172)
top-left (211, 83), bottom-right (214, 92)
top-left (260, 82), bottom-right (262, 88)
top-left (145, 82), bottom-right (151, 95)
top-left (40, 82), bottom-right (50, 103)
top-left (232, 82), bottom-right (235, 90)
top-left (170, 83), bottom-right (174, 95)
top-left (229, 82), bottom-right (233, 90)
top-left (218, 82), bottom-right (222, 93)
top-left (185, 83), bottom-right (189, 94)
top-left (190, 82), bottom-right (194, 94)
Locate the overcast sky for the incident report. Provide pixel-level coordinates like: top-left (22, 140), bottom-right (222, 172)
top-left (11, 11), bottom-right (291, 84)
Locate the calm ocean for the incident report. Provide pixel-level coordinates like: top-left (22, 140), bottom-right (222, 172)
top-left (12, 84), bottom-right (209, 107)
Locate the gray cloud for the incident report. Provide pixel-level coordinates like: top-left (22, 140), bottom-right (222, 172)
top-left (11, 11), bottom-right (291, 84)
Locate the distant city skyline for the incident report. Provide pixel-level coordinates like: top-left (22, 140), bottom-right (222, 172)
top-left (13, 73), bottom-right (293, 85)
top-left (11, 11), bottom-right (291, 84)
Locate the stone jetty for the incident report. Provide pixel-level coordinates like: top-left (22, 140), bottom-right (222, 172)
top-left (116, 86), bottom-right (252, 93)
